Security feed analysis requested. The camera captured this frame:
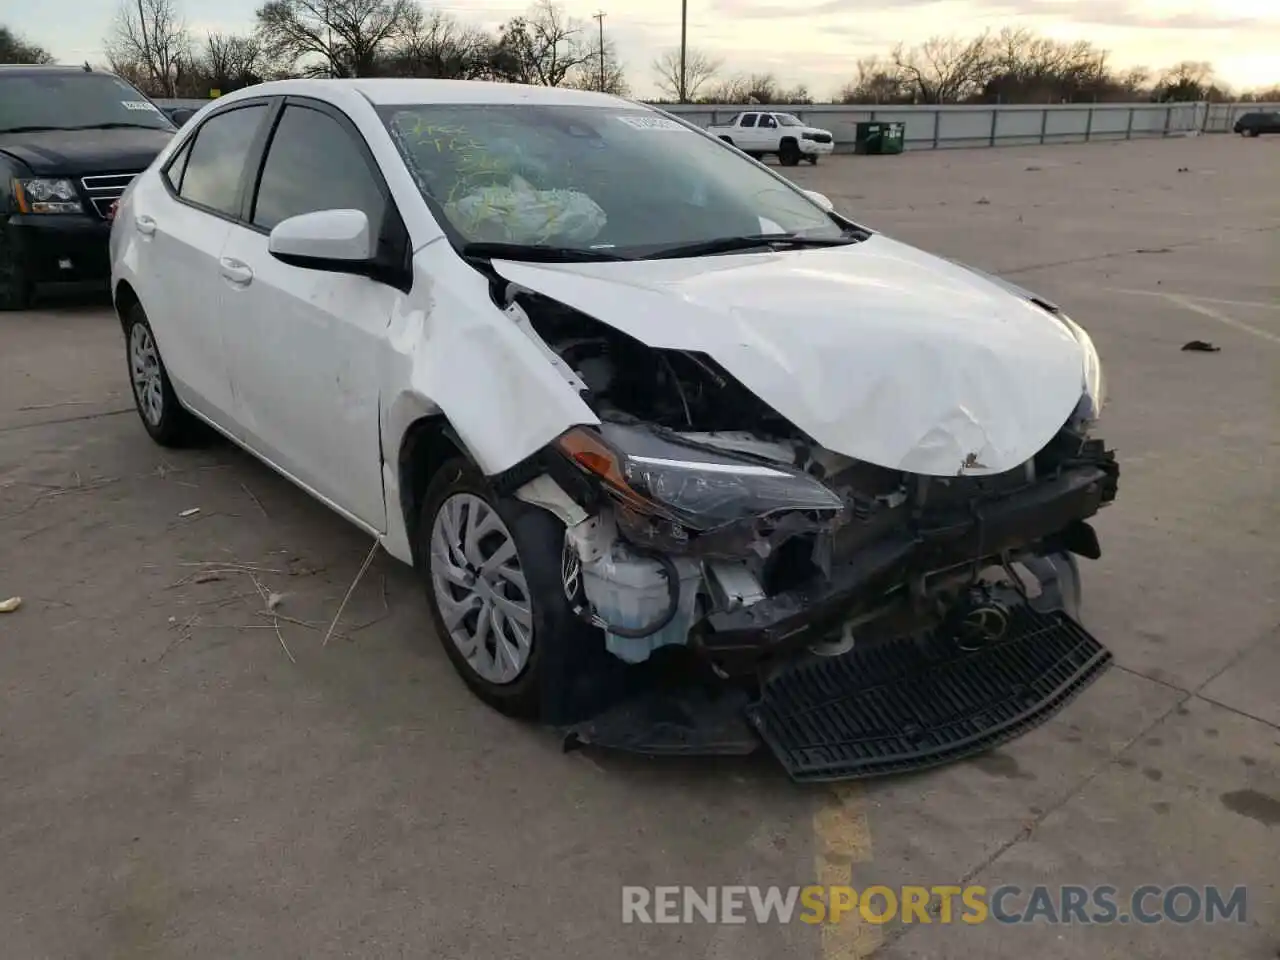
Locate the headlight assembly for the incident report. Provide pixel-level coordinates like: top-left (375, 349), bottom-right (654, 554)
top-left (555, 423), bottom-right (845, 534)
top-left (14, 178), bottom-right (83, 215)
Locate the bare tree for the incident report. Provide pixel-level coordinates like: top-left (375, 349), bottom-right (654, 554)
top-left (566, 36), bottom-right (629, 95)
top-left (891, 32), bottom-right (995, 104)
top-left (489, 0), bottom-right (593, 87)
top-left (202, 32), bottom-right (266, 91)
top-left (256, 0), bottom-right (413, 78)
top-left (700, 72), bottom-right (809, 105)
top-left (0, 26), bottom-right (55, 64)
top-left (980, 27), bottom-right (1108, 102)
top-left (838, 56), bottom-right (909, 104)
top-left (384, 8), bottom-right (490, 79)
top-left (651, 47), bottom-right (720, 102)
top-left (106, 0), bottom-right (189, 96)
top-left (1154, 60), bottom-right (1215, 102)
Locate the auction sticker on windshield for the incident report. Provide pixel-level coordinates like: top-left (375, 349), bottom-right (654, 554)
top-left (615, 116), bottom-right (687, 131)
top-left (121, 100), bottom-right (161, 112)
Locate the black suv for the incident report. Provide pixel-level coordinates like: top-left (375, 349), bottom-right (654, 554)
top-left (0, 65), bottom-right (178, 309)
top-left (1233, 111), bottom-right (1280, 138)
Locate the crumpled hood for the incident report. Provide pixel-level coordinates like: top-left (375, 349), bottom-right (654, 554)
top-left (494, 233), bottom-right (1088, 476)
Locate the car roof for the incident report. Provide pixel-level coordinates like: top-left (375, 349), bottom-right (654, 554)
top-left (216, 77), bottom-right (636, 108)
top-left (0, 64), bottom-right (107, 77)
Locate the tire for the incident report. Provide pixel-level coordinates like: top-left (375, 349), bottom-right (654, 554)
top-left (779, 141), bottom-right (801, 166)
top-left (718, 136), bottom-right (734, 145)
top-left (0, 226), bottom-right (34, 311)
top-left (122, 303), bottom-right (201, 447)
top-left (417, 458), bottom-right (615, 722)
top-left (1244, 129), bottom-right (1259, 138)
top-left (807, 154), bottom-right (819, 165)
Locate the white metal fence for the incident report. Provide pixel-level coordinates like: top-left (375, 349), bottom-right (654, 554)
top-left (156, 97), bottom-right (1278, 152)
top-left (659, 101), bottom-right (1280, 151)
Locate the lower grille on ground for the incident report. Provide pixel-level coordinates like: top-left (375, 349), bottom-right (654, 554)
top-left (745, 606), bottom-right (1112, 782)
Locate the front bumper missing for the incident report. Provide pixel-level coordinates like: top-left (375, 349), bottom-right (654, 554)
top-left (699, 464), bottom-right (1110, 675)
top-left (563, 603), bottom-right (1112, 781)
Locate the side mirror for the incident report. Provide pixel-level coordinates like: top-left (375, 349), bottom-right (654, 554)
top-left (268, 209), bottom-right (374, 270)
top-left (169, 107), bottom-right (195, 126)
top-left (804, 189), bottom-right (835, 213)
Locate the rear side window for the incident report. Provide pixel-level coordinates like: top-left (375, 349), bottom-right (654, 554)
top-left (741, 114), bottom-right (757, 128)
top-left (163, 139), bottom-right (193, 191)
top-left (179, 104), bottom-right (268, 216)
top-left (252, 104), bottom-right (385, 232)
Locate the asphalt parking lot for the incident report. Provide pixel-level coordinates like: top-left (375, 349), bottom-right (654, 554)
top-left (2, 134), bottom-right (1277, 959)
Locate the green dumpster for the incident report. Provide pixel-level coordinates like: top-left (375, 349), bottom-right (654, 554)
top-left (853, 121), bottom-right (905, 155)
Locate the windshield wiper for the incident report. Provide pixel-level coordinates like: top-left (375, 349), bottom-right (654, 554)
top-left (642, 233), bottom-right (860, 260)
top-left (461, 241), bottom-right (630, 263)
top-left (0, 125), bottom-right (64, 134)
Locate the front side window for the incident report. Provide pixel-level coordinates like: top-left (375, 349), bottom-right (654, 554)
top-left (252, 104), bottom-right (385, 231)
top-left (775, 114), bottom-right (803, 127)
top-left (759, 115), bottom-right (778, 128)
top-left (380, 103), bottom-right (842, 256)
top-left (0, 72), bottom-right (175, 133)
top-left (180, 104), bottom-right (268, 216)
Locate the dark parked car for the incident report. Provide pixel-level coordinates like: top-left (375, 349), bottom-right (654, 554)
top-left (1234, 111), bottom-right (1280, 137)
top-left (0, 65), bottom-right (176, 310)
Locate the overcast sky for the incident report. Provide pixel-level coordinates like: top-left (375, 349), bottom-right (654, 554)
top-left (18, 0), bottom-right (1280, 97)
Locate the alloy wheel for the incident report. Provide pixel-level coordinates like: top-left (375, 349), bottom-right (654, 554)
top-left (429, 492), bottom-right (534, 685)
top-left (129, 323), bottom-right (165, 427)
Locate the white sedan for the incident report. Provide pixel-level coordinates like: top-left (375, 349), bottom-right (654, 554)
top-left (111, 79), bottom-right (1118, 779)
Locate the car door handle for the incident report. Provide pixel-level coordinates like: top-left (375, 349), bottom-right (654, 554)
top-left (219, 258), bottom-right (254, 286)
top-left (135, 214), bottom-right (157, 236)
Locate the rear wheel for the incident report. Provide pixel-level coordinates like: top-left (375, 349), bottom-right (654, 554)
top-left (807, 154), bottom-right (819, 165)
top-left (0, 228), bottom-right (34, 311)
top-left (779, 141), bottom-right (801, 166)
top-left (123, 303), bottom-right (201, 446)
top-left (718, 135), bottom-right (734, 145)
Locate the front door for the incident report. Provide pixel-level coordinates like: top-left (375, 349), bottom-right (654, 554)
top-left (217, 99), bottom-right (401, 530)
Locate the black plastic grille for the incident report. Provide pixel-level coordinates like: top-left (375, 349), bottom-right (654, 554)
top-left (746, 606), bottom-right (1111, 782)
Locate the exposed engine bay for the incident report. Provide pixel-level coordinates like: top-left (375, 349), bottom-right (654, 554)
top-left (500, 286), bottom-right (1119, 684)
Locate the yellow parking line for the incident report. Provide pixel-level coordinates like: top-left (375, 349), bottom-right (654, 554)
top-left (814, 786), bottom-right (881, 959)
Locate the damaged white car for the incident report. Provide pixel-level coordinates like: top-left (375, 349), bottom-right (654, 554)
top-left (111, 79), bottom-right (1119, 781)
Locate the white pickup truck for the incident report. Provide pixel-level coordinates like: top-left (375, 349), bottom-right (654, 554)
top-left (705, 111), bottom-right (835, 166)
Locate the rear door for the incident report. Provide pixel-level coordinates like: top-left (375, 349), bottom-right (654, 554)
top-left (216, 97), bottom-right (403, 530)
top-left (737, 112), bottom-right (762, 148)
top-left (138, 101), bottom-right (272, 428)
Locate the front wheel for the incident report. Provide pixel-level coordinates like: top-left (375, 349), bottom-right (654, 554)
top-left (417, 458), bottom-right (616, 722)
top-left (123, 303), bottom-right (201, 446)
top-left (778, 141), bottom-right (801, 166)
top-left (807, 154), bottom-right (819, 165)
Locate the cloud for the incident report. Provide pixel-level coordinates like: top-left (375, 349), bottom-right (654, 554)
top-left (713, 0), bottom-right (940, 17)
top-left (712, 0), bottom-right (1272, 31)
